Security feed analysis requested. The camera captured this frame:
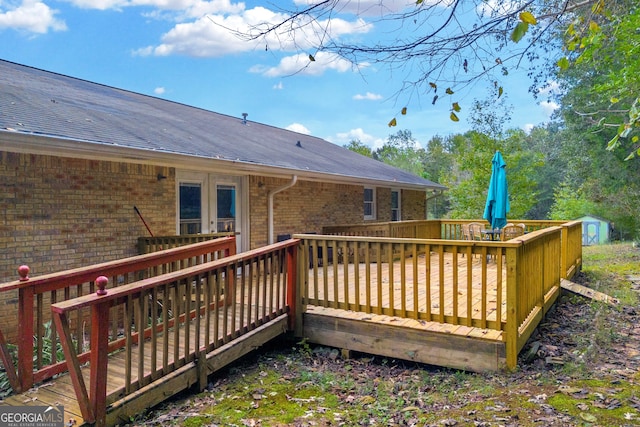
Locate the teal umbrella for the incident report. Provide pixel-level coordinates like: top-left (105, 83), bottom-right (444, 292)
top-left (483, 151), bottom-right (510, 230)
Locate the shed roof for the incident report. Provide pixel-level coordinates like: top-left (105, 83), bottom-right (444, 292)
top-left (0, 59), bottom-right (444, 191)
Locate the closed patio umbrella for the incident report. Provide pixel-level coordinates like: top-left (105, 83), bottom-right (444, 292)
top-left (483, 151), bottom-right (510, 230)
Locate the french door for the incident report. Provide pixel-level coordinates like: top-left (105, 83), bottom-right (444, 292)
top-left (177, 171), bottom-right (246, 252)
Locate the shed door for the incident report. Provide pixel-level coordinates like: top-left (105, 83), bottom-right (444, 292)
top-left (583, 221), bottom-right (600, 246)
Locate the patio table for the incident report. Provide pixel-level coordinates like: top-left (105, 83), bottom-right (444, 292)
top-left (481, 229), bottom-right (502, 241)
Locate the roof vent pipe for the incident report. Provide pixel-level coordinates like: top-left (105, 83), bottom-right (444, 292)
top-left (268, 175), bottom-right (298, 244)
top-left (242, 113), bottom-right (248, 124)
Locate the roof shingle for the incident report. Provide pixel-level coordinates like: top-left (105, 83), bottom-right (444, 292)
top-left (0, 60), bottom-right (444, 190)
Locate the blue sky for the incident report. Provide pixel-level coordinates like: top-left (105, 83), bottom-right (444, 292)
top-left (0, 0), bottom-right (559, 149)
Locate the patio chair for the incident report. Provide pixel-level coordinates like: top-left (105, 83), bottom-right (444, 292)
top-left (501, 225), bottom-right (525, 241)
top-left (460, 223), bottom-right (471, 240)
top-left (468, 222), bottom-right (485, 241)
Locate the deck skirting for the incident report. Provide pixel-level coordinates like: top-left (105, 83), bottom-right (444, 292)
top-left (302, 306), bottom-right (506, 372)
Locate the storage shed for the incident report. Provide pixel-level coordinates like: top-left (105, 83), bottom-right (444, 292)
top-left (577, 215), bottom-right (611, 245)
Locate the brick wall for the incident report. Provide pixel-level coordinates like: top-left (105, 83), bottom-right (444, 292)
top-left (0, 151), bottom-right (175, 339)
top-left (402, 189), bottom-right (427, 220)
top-left (248, 176), bottom-right (365, 248)
top-left (247, 177), bottom-right (427, 248)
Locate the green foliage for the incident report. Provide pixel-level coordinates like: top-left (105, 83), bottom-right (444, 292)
top-left (548, 182), bottom-right (597, 221)
top-left (373, 130), bottom-right (427, 177)
top-left (559, 2), bottom-right (640, 159)
top-left (343, 139), bottom-right (373, 158)
top-left (443, 130), bottom-right (541, 220)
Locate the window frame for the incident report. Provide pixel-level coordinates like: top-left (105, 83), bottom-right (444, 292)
top-left (391, 188), bottom-right (401, 221)
top-left (364, 187), bottom-right (376, 220)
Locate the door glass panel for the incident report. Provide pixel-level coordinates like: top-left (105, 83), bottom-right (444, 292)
top-left (179, 183), bottom-right (202, 234)
top-left (217, 185), bottom-right (236, 232)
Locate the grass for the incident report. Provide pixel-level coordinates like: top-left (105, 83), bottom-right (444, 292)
top-left (139, 242), bottom-right (640, 427)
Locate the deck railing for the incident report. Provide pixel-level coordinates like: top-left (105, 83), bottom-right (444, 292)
top-left (323, 220), bottom-right (441, 239)
top-left (296, 221), bottom-right (581, 369)
top-left (0, 236), bottom-right (236, 393)
top-left (324, 219), bottom-right (569, 240)
top-left (137, 232), bottom-right (236, 254)
top-left (50, 239), bottom-right (297, 426)
top-left (440, 219), bottom-right (568, 239)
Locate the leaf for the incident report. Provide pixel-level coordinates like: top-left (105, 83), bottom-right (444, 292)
top-left (308, 54), bottom-right (315, 62)
top-left (606, 133), bottom-right (620, 151)
top-left (450, 112), bottom-right (459, 122)
top-left (388, 118), bottom-right (397, 127)
top-left (579, 413), bottom-right (597, 423)
top-left (519, 11), bottom-right (537, 25)
top-left (429, 82), bottom-right (437, 91)
top-left (589, 21), bottom-right (600, 32)
top-left (401, 107), bottom-right (407, 115)
top-left (359, 395), bottom-right (376, 405)
top-left (610, 97), bottom-right (620, 104)
top-left (416, 0), bottom-right (423, 4)
top-left (511, 22), bottom-right (529, 43)
top-left (452, 102), bottom-right (461, 112)
top-left (498, 87), bottom-right (503, 98)
top-left (445, 88), bottom-right (454, 95)
top-left (557, 57), bottom-right (570, 70)
top-left (432, 95), bottom-right (439, 105)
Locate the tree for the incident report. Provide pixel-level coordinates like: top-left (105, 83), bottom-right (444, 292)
top-left (343, 139), bottom-right (373, 157)
top-left (233, 0), bottom-right (611, 125)
top-left (554, 0), bottom-right (639, 159)
top-left (443, 129), bottom-right (541, 220)
top-left (373, 130), bottom-right (427, 177)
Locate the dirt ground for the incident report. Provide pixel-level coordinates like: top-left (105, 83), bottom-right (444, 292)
top-left (133, 255), bottom-right (640, 427)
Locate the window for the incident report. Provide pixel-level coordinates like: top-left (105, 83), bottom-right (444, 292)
top-left (364, 187), bottom-right (376, 220)
top-left (391, 189), bottom-right (401, 221)
top-left (179, 183), bottom-right (202, 234)
top-left (216, 184), bottom-right (236, 232)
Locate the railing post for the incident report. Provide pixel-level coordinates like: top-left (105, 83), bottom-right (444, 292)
top-left (285, 244), bottom-right (298, 332)
top-left (560, 224), bottom-right (569, 279)
top-left (504, 246), bottom-right (519, 370)
top-left (90, 276), bottom-right (110, 427)
top-left (18, 276), bottom-right (34, 392)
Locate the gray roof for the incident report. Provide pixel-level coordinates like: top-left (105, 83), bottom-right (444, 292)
top-left (0, 59), bottom-right (444, 190)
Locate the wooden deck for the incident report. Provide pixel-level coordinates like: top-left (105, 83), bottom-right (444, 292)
top-left (1, 307), bottom-right (288, 426)
top-left (302, 251), bottom-right (508, 371)
top-left (1, 252), bottom-right (507, 425)
top-left (0, 223), bottom-right (583, 426)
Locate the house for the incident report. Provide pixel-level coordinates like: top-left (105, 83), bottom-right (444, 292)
top-left (576, 214), bottom-right (611, 245)
top-left (0, 59), bottom-right (444, 337)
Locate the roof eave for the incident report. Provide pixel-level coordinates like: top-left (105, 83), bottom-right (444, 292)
top-left (0, 130), bottom-right (446, 192)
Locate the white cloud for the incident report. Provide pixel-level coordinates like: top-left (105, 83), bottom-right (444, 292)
top-left (135, 4), bottom-right (371, 58)
top-left (273, 81), bottom-right (283, 90)
top-left (66, 0), bottom-right (243, 15)
top-left (250, 51), bottom-right (357, 77)
top-left (293, 0), bottom-right (436, 15)
top-left (329, 127), bottom-right (384, 150)
top-left (285, 123), bottom-right (311, 135)
top-left (154, 86), bottom-right (166, 94)
top-left (522, 123), bottom-right (534, 134)
top-left (353, 92), bottom-right (382, 101)
top-left (539, 100), bottom-right (559, 117)
top-left (0, 0), bottom-right (66, 33)
top-left (537, 80), bottom-right (562, 96)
